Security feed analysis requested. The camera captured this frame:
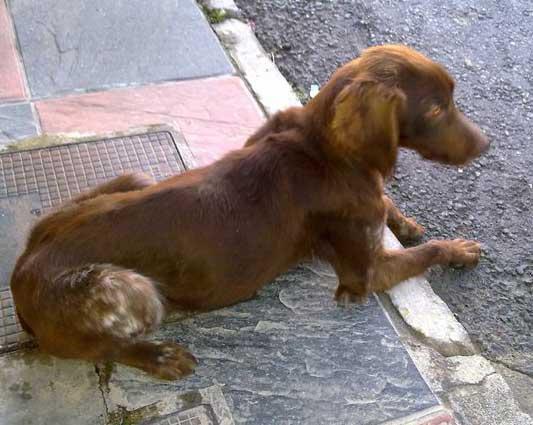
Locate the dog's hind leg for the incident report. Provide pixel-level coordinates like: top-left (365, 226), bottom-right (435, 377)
top-left (383, 195), bottom-right (425, 243)
top-left (15, 264), bottom-right (197, 380)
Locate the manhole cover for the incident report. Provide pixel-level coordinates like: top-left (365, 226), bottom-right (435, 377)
top-left (0, 130), bottom-right (188, 353)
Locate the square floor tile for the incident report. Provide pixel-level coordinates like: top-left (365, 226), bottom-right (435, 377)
top-left (0, 103), bottom-right (38, 145)
top-left (35, 77), bottom-right (264, 166)
top-left (9, 0), bottom-right (233, 98)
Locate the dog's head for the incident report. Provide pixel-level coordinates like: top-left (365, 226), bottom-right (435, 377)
top-left (314, 45), bottom-right (489, 172)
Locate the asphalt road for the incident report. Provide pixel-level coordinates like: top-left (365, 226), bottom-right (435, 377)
top-left (234, 0), bottom-right (533, 376)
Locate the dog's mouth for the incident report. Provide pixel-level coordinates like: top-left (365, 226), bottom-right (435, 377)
top-left (400, 111), bottom-right (490, 166)
top-left (399, 138), bottom-right (457, 165)
top-left (417, 142), bottom-right (488, 166)
top-left (417, 148), bottom-right (458, 165)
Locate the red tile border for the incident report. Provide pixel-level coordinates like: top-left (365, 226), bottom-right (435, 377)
top-left (419, 411), bottom-right (455, 425)
top-left (0, 1), bottom-right (26, 101)
top-left (35, 76), bottom-right (265, 166)
top-left (380, 408), bottom-right (455, 425)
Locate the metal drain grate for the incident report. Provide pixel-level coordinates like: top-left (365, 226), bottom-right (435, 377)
top-left (0, 289), bottom-right (32, 352)
top-left (0, 131), bottom-right (187, 212)
top-left (0, 130), bottom-right (188, 353)
top-left (143, 405), bottom-right (216, 425)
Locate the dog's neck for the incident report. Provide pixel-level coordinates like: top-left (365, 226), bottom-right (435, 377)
top-left (305, 96), bottom-right (398, 180)
top-left (244, 78), bottom-right (399, 180)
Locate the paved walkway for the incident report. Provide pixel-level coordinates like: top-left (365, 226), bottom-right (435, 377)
top-left (0, 0), bottom-right (261, 165)
top-left (0, 1), bottom-right (453, 424)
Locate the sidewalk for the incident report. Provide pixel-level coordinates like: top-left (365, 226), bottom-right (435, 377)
top-left (0, 1), bottom-right (453, 424)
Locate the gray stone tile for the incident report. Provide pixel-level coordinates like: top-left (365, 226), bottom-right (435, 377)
top-left (107, 265), bottom-right (439, 425)
top-left (0, 103), bottom-right (38, 145)
top-left (9, 0), bottom-right (234, 98)
top-left (0, 350), bottom-right (105, 425)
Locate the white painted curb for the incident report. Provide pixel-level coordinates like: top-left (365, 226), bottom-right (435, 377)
top-left (383, 228), bottom-right (476, 355)
top-left (203, 0), bottom-right (240, 13)
top-left (213, 19), bottom-right (301, 115)
top-left (208, 3), bottom-right (476, 356)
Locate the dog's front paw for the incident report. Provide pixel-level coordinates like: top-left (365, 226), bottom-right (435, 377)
top-left (404, 218), bottom-right (426, 240)
top-left (335, 285), bottom-right (368, 306)
top-left (444, 239), bottom-right (481, 268)
top-left (396, 218), bottom-right (425, 243)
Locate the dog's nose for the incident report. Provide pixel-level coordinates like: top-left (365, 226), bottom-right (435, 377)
top-left (476, 131), bottom-right (490, 156)
top-left (480, 135), bottom-right (490, 153)
top-left (460, 113), bottom-right (490, 157)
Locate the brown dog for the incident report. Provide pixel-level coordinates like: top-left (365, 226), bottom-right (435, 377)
top-left (11, 45), bottom-right (489, 380)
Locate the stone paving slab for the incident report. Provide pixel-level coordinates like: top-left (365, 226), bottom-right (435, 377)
top-left (0, 103), bottom-right (38, 145)
top-left (105, 265), bottom-right (438, 425)
top-left (35, 76), bottom-right (264, 166)
top-left (0, 1), bottom-right (26, 101)
top-left (0, 350), bottom-right (105, 425)
top-left (9, 0), bottom-right (233, 98)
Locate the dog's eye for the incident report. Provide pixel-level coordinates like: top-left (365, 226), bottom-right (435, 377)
top-left (427, 105), bottom-right (443, 118)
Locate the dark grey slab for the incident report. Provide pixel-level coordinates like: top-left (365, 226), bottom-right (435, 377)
top-left (0, 103), bottom-right (38, 145)
top-left (9, 0), bottom-right (234, 98)
top-left (108, 265), bottom-right (439, 425)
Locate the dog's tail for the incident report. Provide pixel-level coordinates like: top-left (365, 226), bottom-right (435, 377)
top-left (53, 264), bottom-right (165, 339)
top-left (13, 263), bottom-right (165, 353)
top-left (13, 262), bottom-right (199, 380)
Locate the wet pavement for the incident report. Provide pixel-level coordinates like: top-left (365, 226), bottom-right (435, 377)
top-left (235, 0), bottom-right (533, 375)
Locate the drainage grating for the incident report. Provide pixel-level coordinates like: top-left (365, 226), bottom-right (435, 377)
top-left (0, 289), bottom-right (32, 352)
top-left (0, 131), bottom-right (187, 211)
top-left (108, 385), bottom-right (234, 425)
top-left (0, 131), bottom-right (188, 353)
top-left (142, 405), bottom-right (216, 425)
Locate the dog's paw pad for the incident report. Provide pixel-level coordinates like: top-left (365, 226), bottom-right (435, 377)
top-left (396, 218), bottom-right (425, 243)
top-left (335, 286), bottom-right (368, 306)
top-left (406, 219), bottom-right (425, 239)
top-left (448, 239), bottom-right (482, 268)
top-left (148, 342), bottom-right (198, 380)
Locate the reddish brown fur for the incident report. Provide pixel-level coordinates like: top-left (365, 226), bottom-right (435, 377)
top-left (11, 45), bottom-right (489, 380)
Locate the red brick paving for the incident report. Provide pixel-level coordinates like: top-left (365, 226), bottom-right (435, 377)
top-left (35, 76), bottom-right (265, 166)
top-left (415, 410), bottom-right (455, 425)
top-left (0, 1), bottom-right (26, 101)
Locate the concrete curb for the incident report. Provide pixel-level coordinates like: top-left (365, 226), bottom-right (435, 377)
top-left (383, 229), bottom-right (477, 356)
top-left (213, 19), bottom-right (301, 115)
top-left (207, 7), bottom-right (476, 358)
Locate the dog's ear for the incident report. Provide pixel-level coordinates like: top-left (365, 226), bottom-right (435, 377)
top-left (330, 78), bottom-right (406, 176)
